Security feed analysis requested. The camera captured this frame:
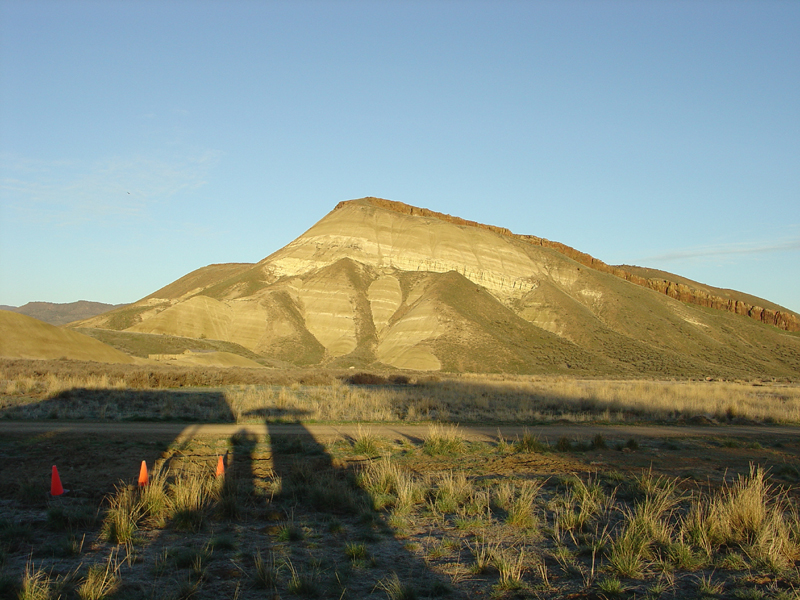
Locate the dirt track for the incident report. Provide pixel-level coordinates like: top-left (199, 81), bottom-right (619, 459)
top-left (1, 420), bottom-right (798, 442)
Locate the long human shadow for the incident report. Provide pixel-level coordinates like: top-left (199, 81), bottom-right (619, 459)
top-left (0, 387), bottom-right (236, 504)
top-left (0, 387), bottom-right (242, 600)
top-left (3, 383), bottom-right (477, 597)
top-left (241, 406), bottom-right (465, 599)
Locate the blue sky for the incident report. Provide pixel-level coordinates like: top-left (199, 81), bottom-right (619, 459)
top-left (1, 0), bottom-right (798, 313)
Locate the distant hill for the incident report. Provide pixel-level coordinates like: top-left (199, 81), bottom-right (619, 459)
top-left (0, 300), bottom-right (127, 326)
top-left (0, 310), bottom-right (135, 363)
top-left (72, 197), bottom-right (800, 378)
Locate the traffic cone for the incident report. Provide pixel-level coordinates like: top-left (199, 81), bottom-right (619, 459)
top-left (138, 460), bottom-right (149, 487)
top-left (51, 465), bottom-right (64, 496)
top-left (215, 455), bottom-right (225, 478)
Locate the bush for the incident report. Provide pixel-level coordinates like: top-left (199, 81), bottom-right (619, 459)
top-left (346, 372), bottom-right (388, 385)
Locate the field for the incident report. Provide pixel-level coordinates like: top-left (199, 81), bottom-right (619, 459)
top-left (1, 359), bottom-right (799, 599)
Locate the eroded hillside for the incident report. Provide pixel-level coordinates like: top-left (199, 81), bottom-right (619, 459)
top-left (70, 198), bottom-right (800, 377)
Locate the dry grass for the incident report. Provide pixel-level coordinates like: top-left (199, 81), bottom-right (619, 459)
top-left (2, 359), bottom-right (798, 424)
top-left (681, 465), bottom-right (800, 571)
top-left (422, 424), bottom-right (466, 455)
top-left (76, 554), bottom-right (120, 600)
top-left (101, 485), bottom-right (141, 544)
top-left (18, 561), bottom-right (54, 600)
top-left (2, 430), bottom-right (799, 600)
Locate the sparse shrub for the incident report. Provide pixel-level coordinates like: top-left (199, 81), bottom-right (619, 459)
top-left (555, 475), bottom-right (607, 533)
top-left (208, 533), bottom-right (235, 551)
top-left (718, 551), bottom-right (748, 570)
top-left (607, 528), bottom-right (646, 578)
top-left (277, 519), bottom-right (304, 542)
top-left (139, 465), bottom-right (170, 527)
top-left (175, 572), bottom-right (204, 600)
top-left (696, 572), bottom-right (724, 597)
top-left (733, 587), bottom-right (767, 600)
top-left (19, 561), bottom-right (53, 600)
top-left (432, 471), bottom-right (472, 514)
top-left (165, 546), bottom-right (211, 570)
top-left (346, 372), bottom-right (388, 385)
top-left (678, 464), bottom-right (799, 572)
top-left (359, 458), bottom-right (399, 507)
top-left (17, 480), bottom-right (47, 507)
top-left (213, 472), bottom-right (241, 520)
top-left (496, 432), bottom-right (511, 454)
top-left (46, 506), bottom-right (71, 531)
top-left (668, 539), bottom-right (704, 571)
top-left (308, 471), bottom-right (362, 514)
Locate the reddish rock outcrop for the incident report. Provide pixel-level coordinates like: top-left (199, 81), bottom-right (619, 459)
top-left (336, 198), bottom-right (800, 332)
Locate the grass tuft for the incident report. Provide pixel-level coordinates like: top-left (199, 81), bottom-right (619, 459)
top-left (423, 424), bottom-right (466, 455)
top-left (77, 554), bottom-right (120, 600)
top-left (377, 572), bottom-right (418, 600)
top-left (252, 548), bottom-right (279, 590)
top-left (101, 485), bottom-right (141, 544)
top-left (18, 561), bottom-right (53, 600)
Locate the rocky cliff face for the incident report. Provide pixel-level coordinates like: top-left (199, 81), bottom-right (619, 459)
top-left (518, 237), bottom-right (800, 333)
top-left (337, 198), bottom-right (798, 332)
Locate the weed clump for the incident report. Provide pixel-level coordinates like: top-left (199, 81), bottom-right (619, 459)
top-left (352, 426), bottom-right (383, 456)
top-left (514, 429), bottom-right (548, 453)
top-left (252, 548), bottom-right (279, 590)
top-left (101, 486), bottom-right (141, 544)
top-left (423, 424), bottom-right (466, 455)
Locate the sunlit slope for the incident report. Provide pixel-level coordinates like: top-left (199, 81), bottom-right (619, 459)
top-left (0, 310), bottom-right (134, 363)
top-left (261, 198), bottom-right (545, 301)
top-left (72, 198), bottom-right (800, 376)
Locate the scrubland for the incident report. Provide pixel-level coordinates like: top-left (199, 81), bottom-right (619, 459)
top-left (1, 359), bottom-right (799, 598)
top-left (1, 359), bottom-right (799, 424)
top-left (1, 426), bottom-right (799, 599)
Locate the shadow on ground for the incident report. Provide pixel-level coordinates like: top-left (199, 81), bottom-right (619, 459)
top-left (0, 389), bottom-right (464, 599)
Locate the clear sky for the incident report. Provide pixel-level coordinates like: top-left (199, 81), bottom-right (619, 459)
top-left (1, 0), bottom-right (798, 313)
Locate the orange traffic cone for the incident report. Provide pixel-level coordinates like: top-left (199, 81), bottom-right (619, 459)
top-left (138, 460), bottom-right (149, 487)
top-left (215, 455), bottom-right (225, 478)
top-left (51, 465), bottom-right (64, 496)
